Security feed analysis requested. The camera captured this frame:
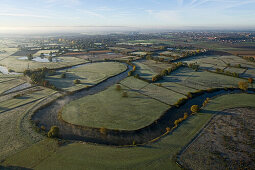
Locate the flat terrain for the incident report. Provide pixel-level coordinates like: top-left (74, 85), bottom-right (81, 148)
top-left (0, 56), bottom-right (87, 72)
top-left (47, 62), bottom-right (127, 92)
top-left (180, 94), bottom-right (255, 170)
top-left (3, 93), bottom-right (255, 170)
top-left (161, 67), bottom-right (247, 90)
top-left (61, 84), bottom-right (169, 130)
top-left (0, 75), bottom-right (26, 94)
top-left (133, 60), bottom-right (173, 80)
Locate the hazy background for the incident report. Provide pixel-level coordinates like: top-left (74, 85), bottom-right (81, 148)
top-left (0, 0), bottom-right (255, 34)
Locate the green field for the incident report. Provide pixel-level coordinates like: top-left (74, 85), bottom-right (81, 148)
top-left (0, 88), bottom-right (59, 161)
top-left (140, 84), bottom-right (185, 105)
top-left (47, 62), bottom-right (127, 92)
top-left (61, 84), bottom-right (169, 130)
top-left (3, 93), bottom-right (255, 170)
top-left (120, 76), bottom-right (148, 90)
top-left (0, 56), bottom-right (87, 72)
top-left (0, 88), bottom-right (56, 113)
top-left (134, 61), bottom-right (155, 80)
top-left (0, 78), bottom-right (26, 94)
top-left (156, 81), bottom-right (197, 95)
top-left (162, 67), bottom-right (246, 90)
top-left (133, 60), bottom-right (173, 81)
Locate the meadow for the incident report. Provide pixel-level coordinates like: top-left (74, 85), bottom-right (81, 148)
top-left (3, 93), bottom-right (255, 170)
top-left (47, 62), bottom-right (127, 92)
top-left (61, 84), bottom-right (169, 130)
top-left (0, 56), bottom-right (87, 72)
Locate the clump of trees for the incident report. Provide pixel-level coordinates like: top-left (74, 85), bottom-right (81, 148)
top-left (215, 68), bottom-right (239, 78)
top-left (127, 62), bottom-right (136, 76)
top-left (175, 97), bottom-right (188, 107)
top-left (27, 54), bottom-right (33, 60)
top-left (238, 81), bottom-right (248, 91)
top-left (174, 113), bottom-right (189, 127)
top-left (23, 67), bottom-right (57, 89)
top-left (188, 63), bottom-right (200, 71)
top-left (203, 98), bottom-right (210, 107)
top-left (74, 79), bottom-right (81, 84)
top-left (152, 62), bottom-right (183, 82)
top-left (48, 126), bottom-right (59, 138)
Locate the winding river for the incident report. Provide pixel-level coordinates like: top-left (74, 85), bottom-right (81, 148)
top-left (32, 62), bottom-right (255, 146)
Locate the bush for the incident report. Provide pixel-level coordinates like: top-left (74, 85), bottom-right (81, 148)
top-left (74, 79), bottom-right (81, 84)
top-left (238, 81), bottom-right (248, 91)
top-left (48, 126), bottom-right (59, 138)
top-left (100, 127), bottom-right (107, 135)
top-left (183, 113), bottom-right (188, 119)
top-left (122, 91), bottom-right (128, 97)
top-left (166, 127), bottom-right (171, 132)
top-left (187, 92), bottom-right (192, 98)
top-left (116, 84), bottom-right (121, 91)
top-left (191, 105), bottom-right (199, 113)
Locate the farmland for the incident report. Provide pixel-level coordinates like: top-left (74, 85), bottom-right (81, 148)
top-left (61, 83), bottom-right (169, 130)
top-left (46, 62), bottom-right (127, 92)
top-left (0, 55), bottom-right (87, 73)
top-left (3, 93), bottom-right (255, 170)
top-left (0, 32), bottom-right (255, 169)
top-left (159, 67), bottom-right (250, 90)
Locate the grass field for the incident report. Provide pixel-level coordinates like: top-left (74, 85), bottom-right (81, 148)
top-left (0, 88), bottom-right (55, 113)
top-left (0, 56), bottom-right (87, 72)
top-left (140, 84), bottom-right (185, 105)
top-left (0, 78), bottom-right (26, 94)
top-left (162, 67), bottom-right (246, 90)
top-left (0, 88), bottom-right (59, 161)
top-left (4, 93), bottom-right (255, 170)
top-left (155, 81), bottom-right (197, 95)
top-left (47, 62), bottom-right (127, 92)
top-left (120, 76), bottom-right (148, 90)
top-left (133, 60), bottom-right (173, 80)
top-left (134, 61), bottom-right (155, 80)
top-left (61, 84), bottom-right (169, 130)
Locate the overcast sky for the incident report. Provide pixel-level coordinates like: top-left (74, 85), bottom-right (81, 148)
top-left (0, 0), bottom-right (255, 33)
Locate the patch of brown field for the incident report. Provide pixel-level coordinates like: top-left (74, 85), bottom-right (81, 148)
top-left (64, 52), bottom-right (88, 56)
top-left (180, 107), bottom-right (255, 170)
top-left (225, 49), bottom-right (255, 56)
top-left (89, 50), bottom-right (112, 54)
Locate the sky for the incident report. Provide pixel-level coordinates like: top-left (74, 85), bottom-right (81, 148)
top-left (0, 0), bottom-right (255, 33)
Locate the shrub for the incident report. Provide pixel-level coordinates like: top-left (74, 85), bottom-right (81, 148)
top-left (183, 113), bottom-right (188, 119)
top-left (116, 84), bottom-right (121, 91)
top-left (191, 105), bottom-right (199, 113)
top-left (27, 54), bottom-right (33, 60)
top-left (134, 74), bottom-right (140, 78)
top-left (48, 126), bottom-right (59, 138)
top-left (41, 125), bottom-right (46, 131)
top-left (187, 92), bottom-right (192, 98)
top-left (166, 127), bottom-right (171, 132)
top-left (238, 81), bottom-right (248, 91)
top-left (74, 79), bottom-right (81, 84)
top-left (122, 91), bottom-right (128, 97)
top-left (100, 127), bottom-right (107, 135)
top-left (128, 71), bottom-right (133, 76)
